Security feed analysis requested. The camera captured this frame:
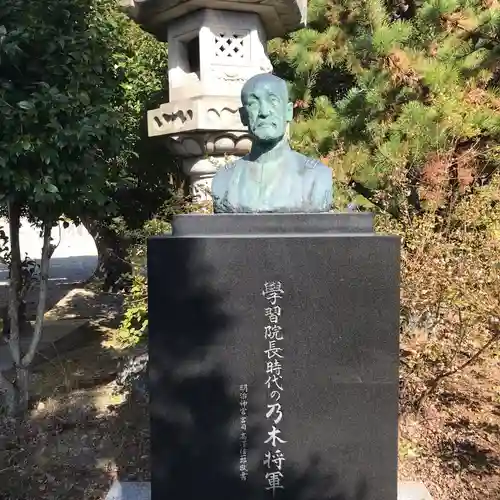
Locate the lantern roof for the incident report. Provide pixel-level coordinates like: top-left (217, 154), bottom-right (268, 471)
top-left (122, 0), bottom-right (307, 40)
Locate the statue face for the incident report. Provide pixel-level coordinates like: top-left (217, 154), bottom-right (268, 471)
top-left (240, 75), bottom-right (293, 144)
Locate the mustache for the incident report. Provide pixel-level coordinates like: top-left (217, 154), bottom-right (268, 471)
top-left (255, 120), bottom-right (276, 127)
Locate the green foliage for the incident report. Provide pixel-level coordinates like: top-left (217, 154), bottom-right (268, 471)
top-left (0, 0), bottom-right (171, 225)
top-left (1, 0), bottom-right (114, 219)
top-left (270, 0), bottom-right (500, 214)
top-left (271, 0), bottom-right (500, 415)
top-left (117, 273), bottom-right (149, 347)
top-left (117, 194), bottom-right (190, 347)
top-left (86, 2), bottom-right (178, 232)
top-left (1, 0), bottom-right (178, 298)
top-left (0, 0), bottom-right (175, 415)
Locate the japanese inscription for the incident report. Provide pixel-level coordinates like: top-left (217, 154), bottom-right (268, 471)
top-left (262, 281), bottom-right (286, 496)
top-left (239, 384), bottom-right (249, 481)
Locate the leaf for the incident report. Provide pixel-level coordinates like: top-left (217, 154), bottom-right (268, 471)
top-left (79, 92), bottom-right (90, 105)
top-left (17, 101), bottom-right (34, 110)
top-left (40, 151), bottom-right (51, 165)
top-left (46, 184), bottom-right (59, 193)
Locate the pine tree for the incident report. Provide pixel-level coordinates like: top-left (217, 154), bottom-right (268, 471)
top-left (270, 0), bottom-right (500, 215)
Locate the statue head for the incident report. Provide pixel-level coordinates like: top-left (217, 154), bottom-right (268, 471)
top-left (240, 73), bottom-right (294, 145)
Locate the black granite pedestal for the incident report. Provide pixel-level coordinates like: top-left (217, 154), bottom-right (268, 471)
top-left (148, 213), bottom-right (400, 500)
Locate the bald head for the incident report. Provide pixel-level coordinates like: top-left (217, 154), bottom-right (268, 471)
top-left (240, 73), bottom-right (293, 144)
top-left (241, 73), bottom-right (289, 104)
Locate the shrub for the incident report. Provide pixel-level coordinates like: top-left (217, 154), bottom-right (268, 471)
top-left (117, 217), bottom-right (170, 347)
top-left (117, 193), bottom-right (196, 347)
top-left (376, 171), bottom-right (500, 412)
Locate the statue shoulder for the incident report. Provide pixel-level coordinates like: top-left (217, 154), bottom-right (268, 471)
top-left (294, 153), bottom-right (333, 211)
top-left (293, 152), bottom-right (329, 173)
top-left (213, 160), bottom-right (237, 185)
top-left (222, 160), bottom-right (237, 172)
top-left (212, 158), bottom-right (244, 195)
top-left (217, 157), bottom-right (247, 173)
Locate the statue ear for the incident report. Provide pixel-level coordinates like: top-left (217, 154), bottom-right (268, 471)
top-left (239, 106), bottom-right (249, 127)
top-left (286, 101), bottom-right (294, 122)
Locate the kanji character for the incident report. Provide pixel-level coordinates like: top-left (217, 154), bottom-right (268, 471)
top-left (265, 374), bottom-right (283, 391)
top-left (266, 403), bottom-right (283, 424)
top-left (266, 360), bottom-right (282, 376)
top-left (264, 450), bottom-right (285, 470)
top-left (262, 282), bottom-right (284, 305)
top-left (264, 325), bottom-right (283, 340)
top-left (265, 471), bottom-right (284, 495)
top-left (264, 426), bottom-right (287, 447)
top-left (265, 306), bottom-right (281, 324)
top-left (265, 340), bottom-right (283, 359)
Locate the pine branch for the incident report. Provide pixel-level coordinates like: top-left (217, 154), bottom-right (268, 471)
top-left (348, 179), bottom-right (400, 219)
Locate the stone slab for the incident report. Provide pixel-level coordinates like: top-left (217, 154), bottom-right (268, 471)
top-left (398, 481), bottom-right (433, 500)
top-left (106, 480), bottom-right (433, 500)
top-left (171, 212), bottom-right (374, 236)
top-left (148, 213), bottom-right (400, 500)
top-left (148, 96), bottom-right (247, 137)
top-left (105, 481), bottom-right (151, 500)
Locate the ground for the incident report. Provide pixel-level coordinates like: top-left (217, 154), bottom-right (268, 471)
top-left (399, 357), bottom-right (500, 500)
top-left (0, 291), bottom-right (149, 500)
top-left (0, 283), bottom-right (499, 499)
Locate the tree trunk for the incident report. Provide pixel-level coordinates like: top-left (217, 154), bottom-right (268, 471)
top-left (22, 220), bottom-right (52, 367)
top-left (80, 215), bottom-right (132, 292)
top-left (15, 365), bottom-right (29, 413)
top-left (0, 217), bottom-right (53, 417)
top-left (0, 371), bottom-right (16, 416)
top-left (4, 201), bottom-right (22, 416)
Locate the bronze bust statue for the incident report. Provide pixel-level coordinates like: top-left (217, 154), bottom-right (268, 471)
top-left (211, 73), bottom-right (333, 213)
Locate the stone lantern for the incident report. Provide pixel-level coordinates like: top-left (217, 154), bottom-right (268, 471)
top-left (122, 0), bottom-right (307, 202)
